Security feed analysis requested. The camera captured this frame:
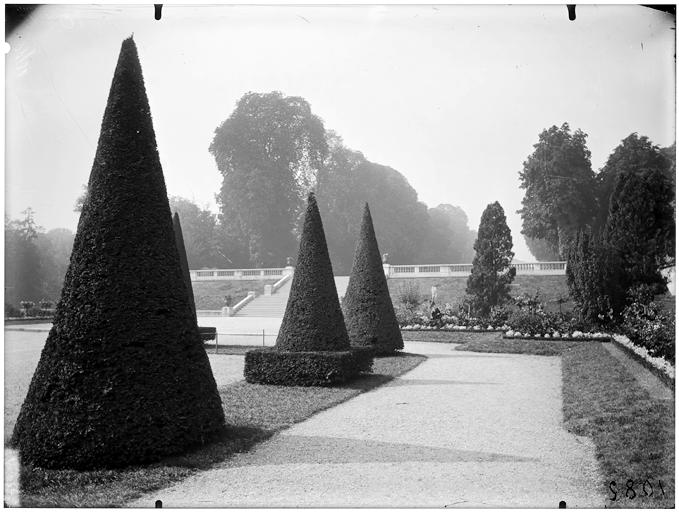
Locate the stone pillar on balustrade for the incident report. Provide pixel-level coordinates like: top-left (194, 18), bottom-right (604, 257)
top-left (382, 253), bottom-right (391, 279)
top-left (284, 256), bottom-right (295, 277)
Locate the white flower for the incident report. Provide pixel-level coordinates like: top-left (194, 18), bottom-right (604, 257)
top-left (506, 330), bottom-right (515, 337)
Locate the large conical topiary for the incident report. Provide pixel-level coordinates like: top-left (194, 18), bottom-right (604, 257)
top-left (173, 211), bottom-right (197, 323)
top-left (276, 192), bottom-right (350, 352)
top-left (10, 37), bottom-right (225, 469)
top-left (343, 203), bottom-right (403, 354)
top-left (244, 193), bottom-right (373, 385)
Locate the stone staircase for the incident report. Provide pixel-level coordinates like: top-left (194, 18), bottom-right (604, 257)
top-left (235, 276), bottom-right (351, 318)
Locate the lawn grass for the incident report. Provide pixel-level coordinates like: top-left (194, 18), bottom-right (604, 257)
top-left (402, 330), bottom-right (503, 344)
top-left (202, 344), bottom-right (255, 355)
top-left (562, 343), bottom-right (674, 508)
top-left (16, 352), bottom-right (425, 507)
top-left (455, 336), bottom-right (581, 356)
top-left (404, 329), bottom-right (591, 355)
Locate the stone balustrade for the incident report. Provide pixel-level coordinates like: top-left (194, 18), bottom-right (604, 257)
top-left (190, 261), bottom-right (567, 282)
top-left (190, 266), bottom-right (294, 281)
top-left (384, 261), bottom-right (567, 278)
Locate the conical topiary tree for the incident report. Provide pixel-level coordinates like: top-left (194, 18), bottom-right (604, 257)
top-left (277, 192), bottom-right (349, 352)
top-left (173, 211), bottom-right (197, 322)
top-left (173, 211), bottom-right (217, 343)
top-left (244, 192), bottom-right (373, 385)
top-left (10, 37), bottom-right (225, 469)
top-left (343, 203), bottom-right (403, 354)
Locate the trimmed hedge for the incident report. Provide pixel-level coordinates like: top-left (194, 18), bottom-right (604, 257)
top-left (343, 203), bottom-right (403, 355)
top-left (198, 326), bottom-right (217, 341)
top-left (244, 347), bottom-right (374, 386)
top-left (10, 37), bottom-right (225, 470)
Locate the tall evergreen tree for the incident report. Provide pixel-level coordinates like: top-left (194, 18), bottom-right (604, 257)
top-left (173, 212), bottom-right (197, 323)
top-left (566, 228), bottom-right (622, 324)
top-left (10, 37), bottom-right (225, 469)
top-left (343, 203), bottom-right (403, 355)
top-left (276, 192), bottom-right (349, 352)
top-left (604, 168), bottom-right (674, 294)
top-left (466, 202), bottom-right (516, 316)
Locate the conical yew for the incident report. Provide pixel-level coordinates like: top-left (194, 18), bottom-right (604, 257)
top-left (10, 37), bottom-right (225, 469)
top-left (275, 192), bottom-right (350, 352)
top-left (343, 203), bottom-right (403, 354)
top-left (173, 211), bottom-right (197, 323)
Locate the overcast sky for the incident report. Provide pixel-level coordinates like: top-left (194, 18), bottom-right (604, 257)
top-left (5, 4), bottom-right (675, 262)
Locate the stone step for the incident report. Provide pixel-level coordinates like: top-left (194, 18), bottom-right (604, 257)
top-left (234, 276), bottom-right (349, 318)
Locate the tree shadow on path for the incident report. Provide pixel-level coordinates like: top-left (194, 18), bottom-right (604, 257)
top-left (226, 434), bottom-right (538, 467)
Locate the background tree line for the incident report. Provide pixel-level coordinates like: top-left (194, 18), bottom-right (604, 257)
top-left (5, 209), bottom-right (75, 309)
top-left (7, 90), bottom-right (478, 306)
top-left (208, 91), bottom-right (476, 273)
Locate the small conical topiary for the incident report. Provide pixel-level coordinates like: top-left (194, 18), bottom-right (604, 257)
top-left (10, 37), bottom-right (225, 469)
top-left (276, 192), bottom-right (350, 352)
top-left (173, 212), bottom-right (197, 323)
top-left (343, 203), bottom-right (403, 354)
top-left (244, 193), bottom-right (373, 386)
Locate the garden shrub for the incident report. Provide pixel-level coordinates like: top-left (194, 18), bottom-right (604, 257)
top-left (244, 347), bottom-right (374, 386)
top-left (343, 203), bottom-right (403, 354)
top-left (622, 285), bottom-right (675, 364)
top-left (488, 305), bottom-right (511, 326)
top-left (396, 280), bottom-right (422, 309)
top-left (198, 326), bottom-right (217, 342)
top-left (10, 37), bottom-right (225, 470)
top-left (5, 303), bottom-right (22, 318)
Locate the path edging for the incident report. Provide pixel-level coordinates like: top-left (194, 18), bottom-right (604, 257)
top-left (611, 336), bottom-right (675, 391)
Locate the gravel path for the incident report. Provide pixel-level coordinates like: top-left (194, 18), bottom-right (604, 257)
top-left (130, 341), bottom-right (603, 508)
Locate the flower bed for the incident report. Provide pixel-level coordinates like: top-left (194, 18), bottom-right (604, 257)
top-left (613, 334), bottom-right (675, 388)
top-left (401, 324), bottom-right (508, 332)
top-left (502, 330), bottom-right (612, 343)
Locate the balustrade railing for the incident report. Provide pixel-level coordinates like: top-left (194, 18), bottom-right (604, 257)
top-left (191, 261), bottom-right (567, 283)
top-left (190, 267), bottom-right (292, 281)
top-left (385, 261), bottom-right (566, 277)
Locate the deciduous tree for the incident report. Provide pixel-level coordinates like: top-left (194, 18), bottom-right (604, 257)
top-left (209, 92), bottom-right (327, 267)
top-left (518, 123), bottom-right (597, 257)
